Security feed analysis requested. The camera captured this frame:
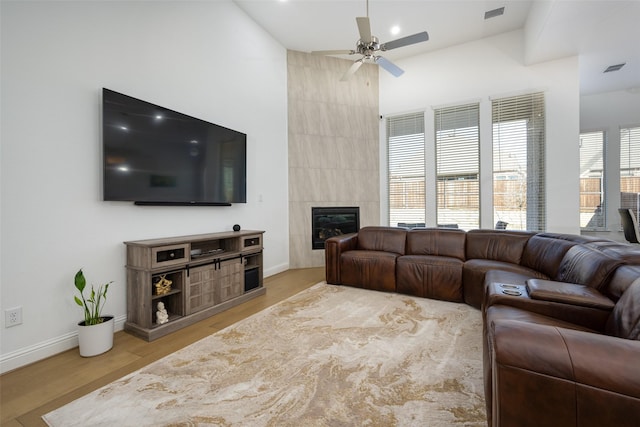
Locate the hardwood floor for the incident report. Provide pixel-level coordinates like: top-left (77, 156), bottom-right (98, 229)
top-left (0, 268), bottom-right (325, 427)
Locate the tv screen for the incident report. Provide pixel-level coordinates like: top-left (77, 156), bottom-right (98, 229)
top-left (102, 88), bottom-right (246, 205)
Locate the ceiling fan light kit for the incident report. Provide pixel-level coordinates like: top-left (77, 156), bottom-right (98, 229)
top-left (311, 0), bottom-right (429, 81)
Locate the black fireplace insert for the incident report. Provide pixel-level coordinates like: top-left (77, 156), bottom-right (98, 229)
top-left (311, 207), bottom-right (360, 250)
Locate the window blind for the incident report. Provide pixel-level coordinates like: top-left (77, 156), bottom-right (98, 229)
top-left (579, 131), bottom-right (606, 229)
top-left (620, 126), bottom-right (640, 219)
top-left (434, 103), bottom-right (480, 230)
top-left (492, 92), bottom-right (546, 231)
top-left (387, 112), bottom-right (425, 227)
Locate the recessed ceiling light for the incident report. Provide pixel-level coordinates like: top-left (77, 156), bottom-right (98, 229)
top-left (390, 25), bottom-right (401, 36)
top-left (485, 7), bottom-right (505, 20)
top-left (604, 63), bottom-right (625, 73)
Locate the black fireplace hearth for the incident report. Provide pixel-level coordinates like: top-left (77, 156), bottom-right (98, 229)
top-left (311, 207), bottom-right (360, 250)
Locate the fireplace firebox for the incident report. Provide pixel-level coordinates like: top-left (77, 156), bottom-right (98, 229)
top-left (311, 207), bottom-right (360, 250)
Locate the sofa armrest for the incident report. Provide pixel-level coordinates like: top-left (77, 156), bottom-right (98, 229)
top-left (526, 279), bottom-right (615, 309)
top-left (491, 319), bottom-right (640, 427)
top-left (485, 280), bottom-right (612, 332)
top-left (325, 233), bottom-right (358, 284)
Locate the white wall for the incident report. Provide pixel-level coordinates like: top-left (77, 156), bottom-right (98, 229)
top-left (0, 1), bottom-right (288, 372)
top-left (580, 89), bottom-right (640, 241)
top-left (379, 30), bottom-right (581, 234)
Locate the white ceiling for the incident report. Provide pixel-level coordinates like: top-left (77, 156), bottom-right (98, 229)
top-left (234, 0), bottom-right (640, 96)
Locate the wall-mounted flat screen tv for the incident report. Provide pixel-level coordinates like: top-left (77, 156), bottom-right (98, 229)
top-left (102, 88), bottom-right (246, 205)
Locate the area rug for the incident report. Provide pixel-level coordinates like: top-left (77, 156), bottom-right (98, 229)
top-left (43, 282), bottom-right (486, 426)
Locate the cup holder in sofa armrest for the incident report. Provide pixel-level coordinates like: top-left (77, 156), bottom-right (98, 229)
top-left (525, 279), bottom-right (615, 310)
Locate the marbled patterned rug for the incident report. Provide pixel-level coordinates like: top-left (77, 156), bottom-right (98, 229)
top-left (43, 283), bottom-right (486, 426)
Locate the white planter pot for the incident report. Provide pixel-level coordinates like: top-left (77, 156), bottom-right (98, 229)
top-left (77, 316), bottom-right (114, 357)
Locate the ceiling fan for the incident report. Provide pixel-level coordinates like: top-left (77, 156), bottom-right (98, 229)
top-left (311, 0), bottom-right (429, 81)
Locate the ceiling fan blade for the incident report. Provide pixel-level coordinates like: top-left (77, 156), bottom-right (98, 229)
top-left (375, 56), bottom-right (404, 77)
top-left (356, 17), bottom-right (372, 43)
top-left (340, 60), bottom-right (364, 82)
top-left (381, 31), bottom-right (429, 51)
top-left (311, 49), bottom-right (355, 56)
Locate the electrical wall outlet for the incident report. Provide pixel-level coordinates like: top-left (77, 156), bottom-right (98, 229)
top-left (5, 307), bottom-right (23, 328)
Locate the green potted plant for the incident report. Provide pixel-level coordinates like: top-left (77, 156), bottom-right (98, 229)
top-left (74, 269), bottom-right (114, 357)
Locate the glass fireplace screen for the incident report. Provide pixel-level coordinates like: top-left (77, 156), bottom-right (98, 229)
top-left (311, 207), bottom-right (360, 250)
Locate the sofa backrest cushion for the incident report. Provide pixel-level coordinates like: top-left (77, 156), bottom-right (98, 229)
top-left (521, 235), bottom-right (576, 278)
top-left (606, 277), bottom-right (640, 340)
top-left (356, 226), bottom-right (407, 255)
top-left (555, 245), bottom-right (622, 291)
top-left (406, 228), bottom-right (466, 260)
top-left (606, 265), bottom-right (640, 301)
top-left (536, 232), bottom-right (611, 245)
top-left (465, 230), bottom-right (534, 264)
top-left (590, 243), bottom-right (640, 264)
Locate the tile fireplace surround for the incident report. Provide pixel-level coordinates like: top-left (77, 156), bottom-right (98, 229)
top-left (287, 50), bottom-right (380, 268)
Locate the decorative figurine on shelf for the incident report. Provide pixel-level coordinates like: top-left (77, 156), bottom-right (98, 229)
top-left (155, 274), bottom-right (172, 296)
top-left (156, 301), bottom-right (169, 325)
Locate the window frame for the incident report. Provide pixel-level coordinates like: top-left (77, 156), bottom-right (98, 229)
top-left (491, 92), bottom-right (546, 232)
top-left (386, 112), bottom-right (426, 227)
top-left (619, 124), bottom-right (640, 221)
top-left (579, 129), bottom-right (607, 231)
top-left (434, 103), bottom-right (480, 230)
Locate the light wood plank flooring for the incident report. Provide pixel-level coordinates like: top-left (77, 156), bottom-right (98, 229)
top-left (1, 267), bottom-right (325, 427)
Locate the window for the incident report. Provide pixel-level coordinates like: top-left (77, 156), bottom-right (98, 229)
top-left (620, 126), bottom-right (640, 219)
top-left (579, 131), bottom-right (606, 229)
top-left (387, 112), bottom-right (425, 227)
top-left (434, 103), bottom-right (480, 230)
top-left (492, 92), bottom-right (545, 231)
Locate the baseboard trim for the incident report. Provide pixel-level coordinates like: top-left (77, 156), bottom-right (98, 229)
top-left (3, 264), bottom-right (290, 374)
top-left (0, 314), bottom-right (127, 374)
top-left (2, 267), bottom-right (292, 374)
top-left (264, 262), bottom-right (289, 278)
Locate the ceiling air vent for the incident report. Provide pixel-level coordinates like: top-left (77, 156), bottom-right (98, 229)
top-left (604, 63), bottom-right (625, 73)
top-left (485, 7), bottom-right (505, 20)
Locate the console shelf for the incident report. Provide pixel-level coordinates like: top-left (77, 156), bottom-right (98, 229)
top-left (124, 230), bottom-right (265, 341)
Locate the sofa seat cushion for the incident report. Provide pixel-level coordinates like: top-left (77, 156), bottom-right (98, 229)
top-left (462, 259), bottom-right (547, 308)
top-left (486, 304), bottom-right (598, 333)
top-left (340, 250), bottom-right (399, 292)
top-left (396, 255), bottom-right (463, 302)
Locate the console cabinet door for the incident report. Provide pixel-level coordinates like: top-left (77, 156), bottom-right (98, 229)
top-left (186, 259), bottom-right (244, 314)
top-left (216, 259), bottom-right (244, 303)
top-left (186, 264), bottom-right (217, 314)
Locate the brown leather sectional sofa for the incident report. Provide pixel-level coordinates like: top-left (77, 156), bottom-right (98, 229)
top-left (324, 226), bottom-right (640, 427)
